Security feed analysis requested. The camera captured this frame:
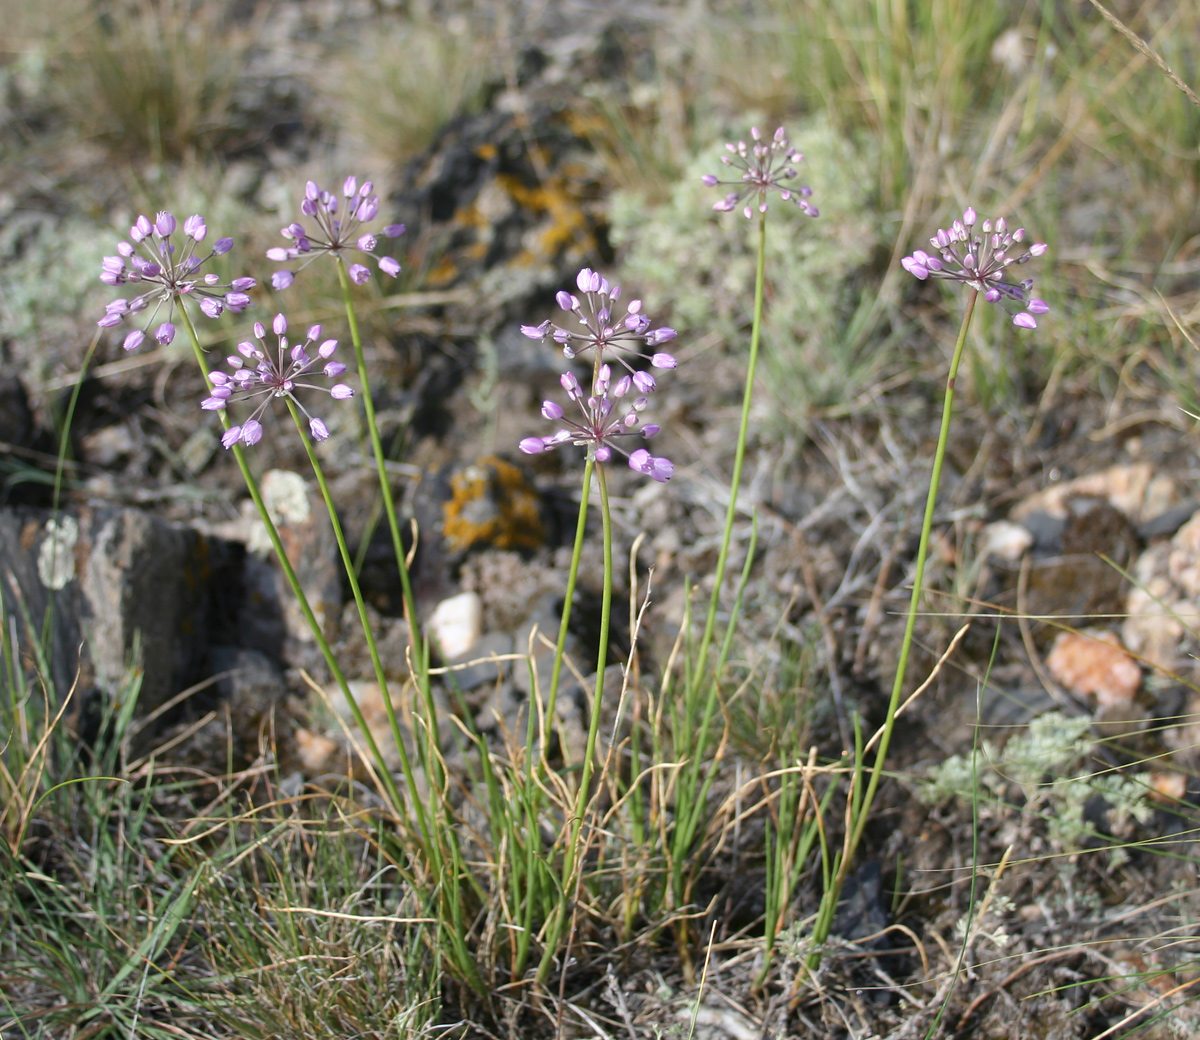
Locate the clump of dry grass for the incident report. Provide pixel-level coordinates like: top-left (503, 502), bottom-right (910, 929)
top-left (318, 13), bottom-right (490, 174)
top-left (47, 0), bottom-right (258, 164)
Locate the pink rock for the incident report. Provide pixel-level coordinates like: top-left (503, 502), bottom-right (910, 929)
top-left (1046, 630), bottom-right (1142, 707)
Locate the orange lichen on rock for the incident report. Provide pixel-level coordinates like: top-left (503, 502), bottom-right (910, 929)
top-left (1046, 630), bottom-right (1142, 707)
top-left (442, 455), bottom-right (544, 554)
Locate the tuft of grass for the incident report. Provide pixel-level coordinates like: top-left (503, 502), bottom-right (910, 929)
top-left (0, 645), bottom-right (214, 1039)
top-left (319, 13), bottom-right (490, 173)
top-left (194, 790), bottom-right (442, 1039)
top-left (48, 0), bottom-right (256, 164)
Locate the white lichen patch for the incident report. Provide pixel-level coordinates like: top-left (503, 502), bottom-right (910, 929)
top-left (37, 515), bottom-right (78, 589)
top-left (248, 469), bottom-right (311, 553)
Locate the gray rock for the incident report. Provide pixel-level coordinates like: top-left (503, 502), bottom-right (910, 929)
top-left (0, 504), bottom-right (242, 715)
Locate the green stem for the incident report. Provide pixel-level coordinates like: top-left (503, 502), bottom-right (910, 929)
top-left (536, 460), bottom-right (614, 985)
top-left (336, 263), bottom-right (448, 819)
top-left (810, 288), bottom-right (979, 962)
top-left (285, 399), bottom-right (434, 853)
top-left (513, 456), bottom-right (593, 980)
top-left (536, 457), bottom-right (594, 770)
top-left (336, 262), bottom-right (419, 631)
top-left (693, 209), bottom-right (767, 681)
top-left (178, 307), bottom-right (410, 816)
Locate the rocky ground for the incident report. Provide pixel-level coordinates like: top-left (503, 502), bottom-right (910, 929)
top-left (3, 1), bottom-right (1200, 1037)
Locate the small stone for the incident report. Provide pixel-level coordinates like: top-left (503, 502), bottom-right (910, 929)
top-left (1046, 630), bottom-right (1141, 707)
top-left (294, 726), bottom-right (344, 775)
top-left (1011, 463), bottom-right (1177, 527)
top-left (430, 591), bottom-right (483, 659)
top-left (1148, 770), bottom-right (1187, 803)
top-left (979, 520), bottom-right (1033, 562)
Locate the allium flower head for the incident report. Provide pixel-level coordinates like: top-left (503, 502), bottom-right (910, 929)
top-left (201, 313), bottom-right (353, 448)
top-left (97, 211), bottom-right (255, 351)
top-left (267, 176), bottom-right (405, 289)
top-left (520, 268), bottom-right (678, 379)
top-left (703, 126), bottom-right (818, 220)
top-left (519, 364), bottom-right (673, 481)
top-left (901, 208), bottom-right (1050, 328)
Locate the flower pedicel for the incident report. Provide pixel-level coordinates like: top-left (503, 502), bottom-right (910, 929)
top-left (702, 126), bottom-right (818, 220)
top-left (901, 207), bottom-right (1049, 328)
top-left (519, 365), bottom-right (673, 482)
top-left (268, 176), bottom-right (405, 288)
top-left (201, 313), bottom-right (353, 448)
top-left (521, 267), bottom-right (678, 387)
top-left (97, 211), bottom-right (255, 350)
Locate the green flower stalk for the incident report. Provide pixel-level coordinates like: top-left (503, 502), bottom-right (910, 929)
top-left (808, 207), bottom-right (1048, 969)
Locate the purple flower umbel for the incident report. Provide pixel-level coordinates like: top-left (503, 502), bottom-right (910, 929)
top-left (268, 176), bottom-right (405, 289)
top-left (201, 313), bottom-right (353, 448)
top-left (520, 268), bottom-right (678, 383)
top-left (901, 208), bottom-right (1049, 328)
top-left (97, 211), bottom-right (255, 351)
top-left (519, 364), bottom-right (673, 482)
top-left (703, 126), bottom-right (818, 220)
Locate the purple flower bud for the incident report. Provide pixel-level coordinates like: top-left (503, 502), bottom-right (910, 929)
top-left (650, 353), bottom-right (677, 369)
top-left (271, 313), bottom-right (286, 335)
top-left (329, 383), bottom-right (353, 399)
top-left (184, 215), bottom-right (206, 241)
top-left (701, 174), bottom-right (718, 186)
top-left (266, 247), bottom-right (290, 261)
top-left (272, 270), bottom-right (295, 290)
top-left (123, 329), bottom-right (145, 351)
top-left (309, 418), bottom-right (330, 441)
top-left (200, 298), bottom-right (223, 319)
top-left (225, 292), bottom-right (251, 311)
top-left (349, 264), bottom-right (370, 285)
top-left (343, 176), bottom-right (358, 197)
top-left (155, 212), bottom-right (176, 236)
top-left (633, 371), bottom-right (656, 393)
top-left (324, 361), bottom-right (346, 377)
top-left (356, 197), bottom-right (379, 222)
top-left (542, 400), bottom-right (564, 420)
top-left (221, 426), bottom-right (242, 449)
top-left (155, 322), bottom-right (175, 345)
top-left (594, 446), bottom-right (612, 462)
top-left (98, 312), bottom-right (123, 328)
top-left (211, 237), bottom-right (232, 256)
top-left (242, 420), bottom-right (263, 446)
top-left (378, 256), bottom-right (401, 277)
top-left (521, 323), bottom-right (550, 339)
top-left (519, 437), bottom-right (547, 454)
top-left (629, 449), bottom-right (673, 482)
top-left (357, 233), bottom-right (377, 251)
top-left (577, 268), bottom-right (602, 293)
top-left (1012, 312), bottom-right (1038, 329)
top-left (384, 224), bottom-right (405, 237)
